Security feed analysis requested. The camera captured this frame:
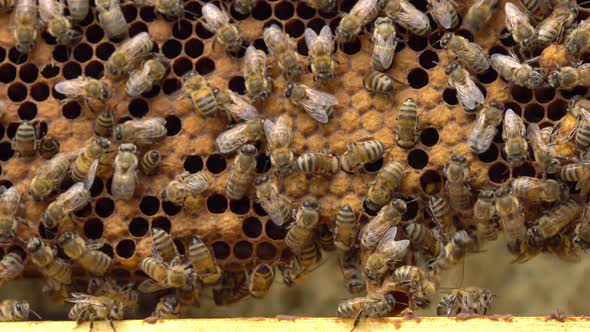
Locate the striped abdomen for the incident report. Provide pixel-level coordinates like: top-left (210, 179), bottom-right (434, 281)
top-left (226, 148), bottom-right (257, 200)
top-left (366, 162), bottom-right (403, 210)
top-left (334, 204), bottom-right (357, 251)
top-left (12, 122), bottom-right (36, 158)
top-left (45, 258), bottom-right (72, 284)
top-left (0, 252), bottom-right (23, 284)
top-left (39, 137), bottom-right (60, 160)
top-left (447, 183), bottom-right (471, 212)
top-left (140, 150), bottom-right (161, 175)
top-left (94, 112), bottom-right (114, 137)
top-left (294, 153), bottom-right (339, 175)
top-left (397, 99), bottom-right (419, 148)
top-left (78, 250), bottom-right (112, 275)
top-left (192, 87), bottom-right (218, 117)
top-left (152, 228), bottom-right (178, 263)
top-left (285, 224), bottom-right (315, 255)
top-left (297, 241), bottom-right (321, 270)
top-left (429, 196), bottom-right (453, 230)
top-left (363, 72), bottom-right (394, 94)
top-left (403, 223), bottom-right (440, 257)
top-left (576, 119), bottom-right (590, 151)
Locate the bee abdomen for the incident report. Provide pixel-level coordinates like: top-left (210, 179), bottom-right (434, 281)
top-left (94, 112), bottom-right (115, 137)
top-left (140, 150), bottom-right (161, 175)
top-left (192, 88), bottom-right (218, 117)
top-left (363, 72), bottom-right (394, 94)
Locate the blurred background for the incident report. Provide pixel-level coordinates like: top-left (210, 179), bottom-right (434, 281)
top-left (5, 234), bottom-right (590, 320)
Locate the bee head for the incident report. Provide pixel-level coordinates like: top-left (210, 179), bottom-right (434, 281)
top-left (478, 190), bottom-right (495, 200)
top-left (495, 187), bottom-right (511, 197)
top-left (284, 83), bottom-right (295, 98)
top-left (547, 71), bottom-right (560, 88)
top-left (16, 41), bottom-right (34, 54)
top-left (341, 204), bottom-right (352, 212)
top-left (255, 175), bottom-right (269, 186)
top-left (26, 237), bottom-right (42, 252)
top-left (302, 200), bottom-right (319, 209)
top-left (391, 199), bottom-right (407, 213)
top-left (445, 62), bottom-right (459, 75)
top-left (489, 101), bottom-right (504, 110)
top-left (440, 32), bottom-right (453, 48)
top-left (527, 70), bottom-right (545, 89)
top-left (150, 150), bottom-right (161, 160)
top-left (240, 144), bottom-right (257, 155)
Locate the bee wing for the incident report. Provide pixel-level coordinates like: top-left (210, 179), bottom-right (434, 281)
top-left (266, 115), bottom-right (292, 149)
top-left (304, 28), bottom-right (318, 50)
top-left (120, 32), bottom-right (153, 58)
top-left (503, 109), bottom-right (525, 139)
top-left (504, 2), bottom-right (530, 32)
top-left (397, 1), bottom-right (430, 30)
top-left (54, 79), bottom-right (86, 97)
top-left (83, 160), bottom-right (99, 191)
top-left (527, 123), bottom-right (552, 154)
top-left (350, 0), bottom-right (379, 23)
top-left (202, 3), bottom-right (229, 31)
top-left (58, 182), bottom-right (90, 213)
top-left (138, 279), bottom-right (168, 293)
top-left (66, 294), bottom-right (107, 307)
top-left (263, 119), bottom-right (275, 141)
top-left (244, 46), bottom-right (265, 75)
top-left (181, 174), bottom-right (209, 195)
top-left (133, 117), bottom-right (167, 140)
top-left (579, 108), bottom-right (590, 125)
top-left (38, 0), bottom-right (63, 22)
top-left (299, 87), bottom-right (338, 124)
top-left (359, 217), bottom-right (391, 249)
top-left (376, 227), bottom-right (410, 258)
top-left (490, 54), bottom-right (521, 76)
top-left (260, 192), bottom-right (287, 226)
top-left (454, 75), bottom-right (484, 110)
top-left (216, 123), bottom-right (250, 153)
top-left (512, 176), bottom-right (540, 194)
top-left (375, 34), bottom-right (395, 69)
top-left (468, 113), bottom-right (495, 152)
top-left (428, 0), bottom-right (452, 29)
top-left (221, 91), bottom-right (259, 121)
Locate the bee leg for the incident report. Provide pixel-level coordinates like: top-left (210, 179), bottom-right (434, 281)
top-left (109, 318), bottom-right (116, 332)
top-left (351, 309), bottom-right (364, 331)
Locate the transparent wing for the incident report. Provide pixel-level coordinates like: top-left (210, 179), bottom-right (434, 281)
top-left (468, 114), bottom-right (495, 152)
top-left (57, 182), bottom-right (91, 213)
top-left (0, 187), bottom-right (20, 217)
top-left (132, 117), bottom-right (167, 140)
top-left (182, 173), bottom-right (209, 194)
top-left (138, 279), bottom-right (168, 293)
top-left (350, 0), bottom-right (378, 23)
top-left (490, 54), bottom-right (521, 77)
top-left (120, 32), bottom-right (152, 58)
top-left (38, 0), bottom-right (63, 22)
top-left (428, 0), bottom-right (452, 29)
top-left (307, 25), bottom-right (333, 56)
top-left (54, 79), bottom-right (86, 97)
top-left (376, 227), bottom-right (409, 258)
top-left (202, 3), bottom-right (229, 31)
top-left (244, 46), bottom-right (266, 76)
top-left (454, 76), bottom-right (484, 110)
top-left (83, 160), bottom-right (99, 190)
top-left (267, 115), bottom-right (292, 149)
top-left (263, 119), bottom-right (275, 142)
top-left (299, 87), bottom-right (338, 123)
top-left (222, 91), bottom-right (259, 121)
top-left (304, 28), bottom-right (318, 50)
top-left (503, 109), bottom-right (525, 139)
top-left (216, 123), bottom-right (249, 153)
top-left (66, 294), bottom-right (107, 307)
top-left (360, 217), bottom-right (392, 249)
top-left (527, 122), bottom-right (552, 155)
top-left (512, 177), bottom-right (540, 193)
top-left (504, 2), bottom-right (530, 33)
top-left (260, 190), bottom-right (287, 226)
top-left (375, 34), bottom-right (394, 69)
top-left (397, 1), bottom-right (430, 30)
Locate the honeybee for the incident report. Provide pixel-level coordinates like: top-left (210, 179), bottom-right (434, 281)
top-left (494, 188), bottom-right (527, 256)
top-left (67, 293), bottom-right (124, 330)
top-left (175, 278), bottom-right (202, 306)
top-left (0, 300), bottom-right (40, 321)
top-left (363, 71), bottom-right (394, 96)
top-left (55, 76), bottom-right (110, 113)
top-left (213, 271), bottom-right (250, 305)
top-left (360, 199), bottom-right (406, 249)
top-left (264, 115), bottom-right (293, 175)
top-left (318, 224), bottom-right (336, 251)
top-left (504, 2), bottom-right (536, 52)
top-left (429, 230), bottom-right (477, 274)
top-left (27, 237), bottom-right (72, 288)
top-left (527, 123), bottom-right (561, 174)
top-left (384, 0), bottom-right (431, 36)
top-left (389, 265), bottom-right (437, 309)
top-left (39, 136), bottom-right (60, 160)
top-left (249, 263), bottom-right (274, 298)
top-left (474, 191), bottom-right (499, 241)
top-left (180, 71), bottom-right (217, 117)
top-left (38, 0), bottom-right (82, 46)
top-left (214, 88), bottom-right (259, 122)
top-left (202, 3), bottom-right (243, 55)
top-left (463, 0), bottom-right (497, 32)
top-left (306, 25), bottom-right (336, 84)
top-left (0, 186), bottom-right (21, 244)
top-left (467, 101), bottom-right (503, 154)
top-left (503, 109), bottom-right (528, 167)
top-left (339, 249), bottom-right (366, 294)
top-left (233, 0), bottom-right (256, 15)
top-left (160, 171), bottom-right (209, 206)
top-left (426, 0), bottom-right (459, 30)
top-left (126, 54), bottom-right (169, 97)
top-left (12, 121), bottom-right (38, 159)
top-left (226, 144), bottom-right (258, 200)
top-left (140, 150), bottom-right (161, 175)
top-left (286, 200), bottom-right (320, 255)
top-left (445, 63), bottom-right (485, 113)
top-left (528, 200), bottom-right (582, 244)
top-left (428, 195), bottom-right (453, 237)
top-left (42, 160), bottom-right (98, 229)
top-left (148, 295), bottom-right (181, 320)
top-left (565, 18), bottom-right (590, 58)
top-left (188, 235), bottom-right (222, 285)
top-left (13, 0), bottom-right (38, 54)
top-left (560, 160), bottom-right (590, 197)
top-left (57, 232), bottom-right (112, 276)
top-left (285, 83), bottom-right (338, 123)
top-left (96, 0), bottom-right (128, 40)
top-left (112, 143), bottom-right (138, 201)
top-left (490, 53), bottom-right (544, 89)
top-left (548, 64), bottom-right (590, 90)
top-left (66, 0), bottom-right (88, 22)
top-left (303, 0), bottom-right (336, 12)
top-left (139, 256), bottom-right (193, 292)
top-left (255, 175), bottom-right (291, 226)
top-left (281, 241), bottom-right (322, 286)
top-left (334, 204), bottom-right (357, 251)
top-left (574, 204), bottom-right (590, 249)
top-left (0, 250), bottom-right (24, 286)
top-left (403, 223), bottom-right (441, 261)
top-left (396, 98), bottom-right (420, 148)
top-left (293, 152), bottom-right (339, 175)
top-left (151, 228), bottom-right (178, 264)
top-left (216, 119), bottom-right (265, 154)
top-left (107, 32), bottom-right (154, 77)
top-left (135, 0), bottom-right (183, 18)
top-left (263, 24), bottom-right (302, 80)
top-left (445, 155), bottom-right (471, 212)
top-left (546, 232), bottom-right (580, 263)
top-left (243, 46), bottom-right (272, 102)
top-left (365, 161), bottom-right (403, 211)
top-left (0, 0), bottom-right (15, 11)
top-left (337, 293), bottom-right (396, 326)
top-left (336, 0), bottom-right (380, 42)
top-left (87, 278), bottom-right (138, 311)
top-left (534, 3), bottom-right (577, 50)
top-left (340, 139), bottom-right (385, 174)
top-left (437, 287), bottom-right (493, 316)
top-left (573, 108), bottom-right (590, 157)
top-left (371, 17), bottom-right (397, 72)
top-left (71, 137), bottom-right (110, 182)
top-left (113, 117), bottom-right (167, 145)
top-left (441, 33), bottom-right (490, 74)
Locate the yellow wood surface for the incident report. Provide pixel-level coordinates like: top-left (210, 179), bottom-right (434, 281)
top-left (0, 317), bottom-right (589, 332)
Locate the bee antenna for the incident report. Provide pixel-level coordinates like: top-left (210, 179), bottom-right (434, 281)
top-left (183, 9), bottom-right (200, 19)
top-left (29, 309), bottom-right (42, 320)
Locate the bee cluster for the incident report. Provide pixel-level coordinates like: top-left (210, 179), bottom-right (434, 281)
top-left (0, 0), bottom-right (589, 325)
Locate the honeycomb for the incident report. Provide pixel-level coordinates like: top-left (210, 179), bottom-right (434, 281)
top-left (0, 0), bottom-right (589, 318)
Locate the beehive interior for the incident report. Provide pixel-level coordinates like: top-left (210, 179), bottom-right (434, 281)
top-left (0, 0), bottom-right (590, 320)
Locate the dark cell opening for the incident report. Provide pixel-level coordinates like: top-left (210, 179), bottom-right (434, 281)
top-left (419, 170), bottom-right (443, 195)
top-left (230, 3), bottom-right (249, 20)
top-left (212, 241), bottom-right (231, 260)
top-left (297, 1), bottom-right (316, 18)
top-left (173, 19), bottom-right (193, 40)
top-left (265, 221), bottom-right (287, 240)
top-left (174, 239), bottom-right (186, 255)
top-left (534, 86), bottom-right (556, 103)
top-left (207, 154), bottom-right (227, 174)
top-left (253, 38), bottom-right (268, 54)
top-left (38, 223), bottom-right (57, 240)
top-left (207, 194), bottom-right (228, 214)
top-left (122, 4), bottom-right (138, 22)
top-left (252, 1), bottom-right (272, 20)
top-left (275, 1), bottom-right (294, 19)
top-left (297, 38), bottom-right (309, 56)
top-left (41, 64), bottom-right (60, 79)
top-left (0, 64), bottom-right (16, 83)
top-left (128, 98), bottom-right (149, 118)
top-left (477, 84), bottom-right (487, 99)
top-left (7, 246), bottom-right (25, 261)
top-left (165, 115), bottom-right (182, 136)
top-left (253, 201), bottom-right (268, 216)
top-left (95, 197), bottom-right (115, 218)
top-left (85, 61), bottom-right (105, 79)
top-left (256, 242), bottom-right (277, 260)
top-left (163, 39), bottom-right (182, 59)
top-left (477, 69), bottom-right (498, 84)
top-left (285, 19), bottom-right (305, 38)
top-left (129, 22), bottom-right (148, 37)
top-left (408, 68), bottom-right (429, 89)
top-left (429, 30), bottom-right (445, 49)
top-left (116, 239), bottom-right (136, 259)
top-left (86, 26), bottom-right (104, 45)
top-left (0, 46), bottom-right (5, 62)
top-left (547, 99), bottom-right (568, 121)
top-left (419, 50), bottom-right (439, 69)
top-left (52, 45), bottom-right (69, 63)
top-left (8, 48), bottom-right (27, 65)
top-left (328, 17), bottom-right (341, 34)
top-left (19, 64), bottom-right (38, 83)
top-left (90, 177), bottom-right (104, 197)
top-left (84, 218), bottom-right (104, 240)
top-left (228, 76), bottom-right (246, 95)
top-left (256, 154), bottom-right (271, 173)
top-left (233, 241), bottom-right (253, 259)
top-left (73, 202), bottom-right (92, 218)
top-left (152, 216), bottom-right (171, 233)
top-left (560, 86), bottom-right (587, 99)
top-left (196, 22), bottom-right (215, 39)
top-left (42, 31), bottom-right (57, 45)
top-left (402, 197), bottom-right (419, 221)
top-left (456, 29), bottom-right (474, 42)
top-left (18, 102), bottom-right (37, 120)
top-left (140, 6), bottom-right (156, 22)
top-left (6, 123), bottom-right (18, 139)
top-left (504, 102), bottom-right (522, 116)
top-left (62, 101), bottom-right (82, 119)
top-left (488, 45), bottom-right (509, 56)
top-left (499, 29), bottom-right (516, 47)
top-left (230, 196), bottom-right (250, 215)
top-left (489, 162), bottom-right (510, 184)
top-left (195, 57), bottom-right (215, 75)
top-left (74, 43), bottom-right (93, 64)
top-left (62, 62), bottom-right (82, 79)
top-left (307, 18), bottom-right (325, 33)
top-left (364, 157), bottom-right (384, 173)
top-left (511, 85), bottom-right (533, 103)
top-left (408, 149), bottom-right (429, 169)
top-left (163, 78), bottom-right (181, 95)
top-left (8, 83), bottom-right (27, 102)
top-left (513, 162), bottom-right (536, 178)
top-left (162, 201), bottom-right (182, 216)
top-left (420, 127), bottom-right (439, 146)
top-left (95, 42), bottom-right (115, 60)
top-left (341, 38), bottom-right (361, 55)
top-left (242, 217), bottom-right (262, 238)
top-left (172, 57), bottom-right (192, 77)
top-left (0, 125), bottom-right (5, 140)
top-left (0, 143), bottom-right (14, 162)
top-left (37, 121), bottom-right (48, 139)
top-left (79, 10), bottom-right (94, 26)
top-left (442, 88), bottom-right (458, 105)
top-left (184, 155), bottom-right (204, 173)
top-left (140, 196), bottom-right (160, 216)
top-left (523, 103), bottom-right (544, 123)
top-left (31, 83), bottom-right (50, 102)
top-left (263, 19), bottom-right (283, 30)
top-left (141, 84), bottom-right (160, 99)
top-left (185, 38), bottom-right (204, 58)
top-left (478, 144), bottom-right (499, 163)
top-left (112, 269), bottom-right (131, 279)
top-left (408, 35), bottom-right (427, 51)
top-left (184, 1), bottom-right (202, 19)
top-left (363, 200), bottom-right (380, 216)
